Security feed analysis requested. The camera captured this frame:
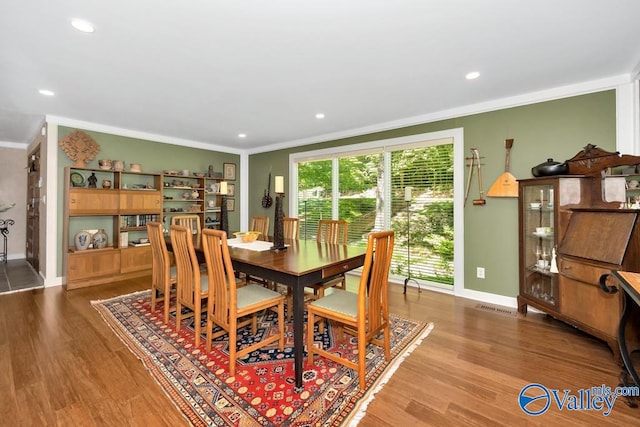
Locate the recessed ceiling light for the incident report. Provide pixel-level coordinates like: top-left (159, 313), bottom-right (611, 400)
top-left (39, 89), bottom-right (55, 96)
top-left (71, 18), bottom-right (95, 33)
top-left (315, 113), bottom-right (325, 119)
top-left (238, 133), bottom-right (247, 138)
top-left (465, 71), bottom-right (480, 80)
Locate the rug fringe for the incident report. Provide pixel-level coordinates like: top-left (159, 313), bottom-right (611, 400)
top-left (345, 322), bottom-right (435, 426)
top-left (90, 289), bottom-right (151, 306)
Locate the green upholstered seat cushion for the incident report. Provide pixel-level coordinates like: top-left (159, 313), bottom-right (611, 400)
top-left (237, 284), bottom-right (282, 309)
top-left (199, 274), bottom-right (209, 293)
top-left (309, 289), bottom-right (357, 318)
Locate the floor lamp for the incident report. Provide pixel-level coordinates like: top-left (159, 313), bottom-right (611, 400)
top-left (403, 187), bottom-right (421, 294)
top-left (302, 193), bottom-right (308, 240)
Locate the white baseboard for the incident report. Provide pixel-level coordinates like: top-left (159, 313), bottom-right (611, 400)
top-left (457, 288), bottom-right (518, 308)
top-left (44, 276), bottom-right (64, 288)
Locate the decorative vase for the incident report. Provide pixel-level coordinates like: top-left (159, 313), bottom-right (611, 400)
top-left (74, 230), bottom-right (92, 251)
top-left (113, 160), bottom-right (124, 171)
top-left (92, 229), bottom-right (108, 249)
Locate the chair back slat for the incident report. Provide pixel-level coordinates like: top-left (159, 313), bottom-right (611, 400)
top-left (250, 215), bottom-right (270, 240)
top-left (283, 217), bottom-right (300, 240)
top-left (171, 215), bottom-right (202, 237)
top-left (201, 229), bottom-right (236, 328)
top-left (358, 230), bottom-right (394, 333)
top-left (170, 225), bottom-right (201, 306)
top-left (317, 219), bottom-right (348, 244)
top-left (147, 222), bottom-right (170, 291)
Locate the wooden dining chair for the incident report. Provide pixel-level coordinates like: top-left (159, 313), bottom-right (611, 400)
top-left (171, 214), bottom-right (202, 238)
top-left (201, 228), bottom-right (285, 375)
top-left (147, 222), bottom-right (177, 324)
top-left (310, 219), bottom-right (348, 298)
top-left (250, 215), bottom-right (269, 241)
top-left (283, 217), bottom-right (300, 240)
top-left (307, 230), bottom-right (394, 389)
top-left (170, 224), bottom-right (209, 347)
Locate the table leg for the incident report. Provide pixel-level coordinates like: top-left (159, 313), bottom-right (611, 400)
top-left (292, 283), bottom-right (304, 388)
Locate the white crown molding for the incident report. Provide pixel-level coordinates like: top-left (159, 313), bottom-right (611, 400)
top-left (0, 141), bottom-right (28, 149)
top-left (37, 73), bottom-right (632, 157)
top-left (45, 115), bottom-right (247, 156)
top-left (248, 74), bottom-right (632, 155)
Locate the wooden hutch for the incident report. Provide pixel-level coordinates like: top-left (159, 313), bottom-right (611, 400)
top-left (518, 145), bottom-right (640, 361)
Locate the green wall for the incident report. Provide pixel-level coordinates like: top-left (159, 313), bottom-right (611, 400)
top-left (248, 90), bottom-right (616, 297)
top-left (56, 127), bottom-right (241, 276)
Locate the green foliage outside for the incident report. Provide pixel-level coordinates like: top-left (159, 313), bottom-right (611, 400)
top-left (297, 143), bottom-right (454, 285)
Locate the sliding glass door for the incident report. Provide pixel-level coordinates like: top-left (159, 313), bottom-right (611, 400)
top-left (293, 136), bottom-right (454, 286)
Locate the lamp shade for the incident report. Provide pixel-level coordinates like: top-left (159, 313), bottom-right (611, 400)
top-left (275, 176), bottom-right (284, 193)
top-left (404, 186), bottom-right (412, 202)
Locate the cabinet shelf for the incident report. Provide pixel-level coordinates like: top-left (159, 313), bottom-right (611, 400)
top-left (68, 245), bottom-right (118, 254)
top-left (121, 226), bottom-right (148, 232)
top-left (526, 265), bottom-right (553, 276)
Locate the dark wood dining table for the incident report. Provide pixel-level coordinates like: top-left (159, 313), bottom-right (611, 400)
top-left (167, 235), bottom-right (368, 388)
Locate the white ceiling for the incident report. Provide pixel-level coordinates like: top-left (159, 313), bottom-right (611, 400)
top-left (2, 0), bottom-right (640, 154)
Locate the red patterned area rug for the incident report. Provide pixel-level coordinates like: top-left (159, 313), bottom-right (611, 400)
top-left (92, 290), bottom-right (434, 426)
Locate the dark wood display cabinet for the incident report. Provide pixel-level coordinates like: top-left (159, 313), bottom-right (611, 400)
top-left (519, 177), bottom-right (640, 360)
top-left (519, 146), bottom-right (640, 364)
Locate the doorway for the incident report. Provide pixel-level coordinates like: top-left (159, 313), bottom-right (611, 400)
top-left (26, 146), bottom-right (40, 271)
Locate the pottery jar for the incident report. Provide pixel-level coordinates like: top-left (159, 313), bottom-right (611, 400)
top-left (74, 230), bottom-right (92, 251)
top-left (92, 229), bottom-right (108, 249)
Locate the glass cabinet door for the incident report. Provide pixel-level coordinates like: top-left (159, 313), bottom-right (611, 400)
top-left (522, 183), bottom-right (558, 307)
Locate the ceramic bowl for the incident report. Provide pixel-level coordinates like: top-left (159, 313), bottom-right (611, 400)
top-left (234, 231), bottom-right (261, 243)
top-left (194, 172), bottom-right (206, 178)
top-left (98, 159), bottom-right (112, 170)
top-left (529, 202), bottom-right (541, 209)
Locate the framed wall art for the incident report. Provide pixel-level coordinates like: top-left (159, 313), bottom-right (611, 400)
top-left (226, 198), bottom-right (235, 211)
top-left (223, 163), bottom-right (236, 180)
top-left (227, 183), bottom-right (235, 197)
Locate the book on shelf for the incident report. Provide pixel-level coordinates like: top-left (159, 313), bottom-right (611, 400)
top-left (120, 214), bottom-right (159, 228)
top-left (119, 231), bottom-right (129, 248)
top-left (128, 240), bottom-right (151, 247)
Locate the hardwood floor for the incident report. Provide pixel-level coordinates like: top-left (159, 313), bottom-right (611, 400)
top-left (1, 277), bottom-right (638, 426)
